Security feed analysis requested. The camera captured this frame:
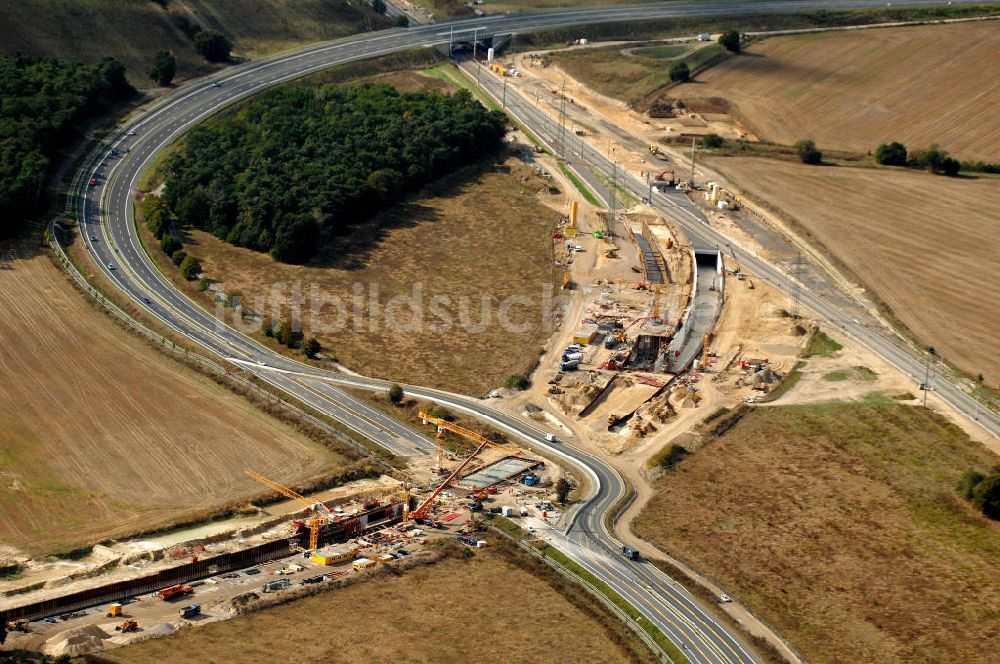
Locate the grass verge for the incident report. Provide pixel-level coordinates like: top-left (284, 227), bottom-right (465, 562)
top-left (420, 62), bottom-right (502, 110)
top-left (536, 543), bottom-right (691, 664)
top-left (763, 361), bottom-right (805, 402)
top-left (823, 366), bottom-right (878, 382)
top-left (803, 330), bottom-right (843, 358)
top-left (559, 162), bottom-right (601, 205)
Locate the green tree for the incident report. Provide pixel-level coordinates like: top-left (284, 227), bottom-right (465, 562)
top-left (276, 318), bottom-right (293, 345)
top-left (669, 60), bottom-right (690, 83)
top-left (659, 444), bottom-right (690, 471)
top-left (958, 469), bottom-right (985, 499)
top-left (971, 474), bottom-right (1000, 520)
top-left (940, 157), bottom-right (961, 176)
top-left (504, 374), bottom-right (530, 390)
top-left (372, 0), bottom-right (387, 14)
top-left (909, 144), bottom-right (947, 172)
top-left (171, 249), bottom-right (187, 266)
top-left (302, 337), bottom-right (321, 358)
top-left (158, 84), bottom-right (506, 263)
top-left (179, 254), bottom-right (202, 280)
top-left (261, 315), bottom-right (274, 337)
top-left (394, 15), bottom-right (409, 27)
top-left (875, 141), bottom-right (907, 166)
top-left (555, 477), bottom-right (572, 504)
top-left (719, 30), bottom-right (741, 53)
top-left (388, 383), bottom-right (404, 405)
top-left (148, 50), bottom-right (176, 86)
top-left (194, 31), bottom-right (232, 62)
top-left (701, 133), bottom-right (724, 149)
top-left (796, 138), bottom-right (822, 165)
top-left (160, 234), bottom-right (182, 256)
top-left (0, 55), bottom-right (135, 235)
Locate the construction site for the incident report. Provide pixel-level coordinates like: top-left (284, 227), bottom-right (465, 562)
top-left (0, 413), bottom-right (568, 658)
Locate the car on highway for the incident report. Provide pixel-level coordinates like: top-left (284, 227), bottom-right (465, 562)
top-left (90, 235), bottom-right (97, 241)
top-left (719, 594), bottom-right (733, 603)
top-left (89, 177), bottom-right (98, 186)
top-left (142, 297), bottom-right (151, 305)
top-left (107, 262), bottom-right (116, 270)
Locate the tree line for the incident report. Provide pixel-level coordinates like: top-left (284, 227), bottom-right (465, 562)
top-left (875, 141), bottom-right (998, 176)
top-left (157, 83), bottom-right (507, 263)
top-left (0, 55), bottom-right (135, 235)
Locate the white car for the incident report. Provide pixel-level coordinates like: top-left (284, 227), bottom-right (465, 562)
top-left (719, 594), bottom-right (732, 603)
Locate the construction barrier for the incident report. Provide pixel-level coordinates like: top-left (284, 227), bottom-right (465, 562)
top-left (1, 539), bottom-right (293, 623)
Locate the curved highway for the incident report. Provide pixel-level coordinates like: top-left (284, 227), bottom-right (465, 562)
top-left (58, 2), bottom-right (996, 663)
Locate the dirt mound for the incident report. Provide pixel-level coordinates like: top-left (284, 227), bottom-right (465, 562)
top-left (44, 623), bottom-right (110, 657)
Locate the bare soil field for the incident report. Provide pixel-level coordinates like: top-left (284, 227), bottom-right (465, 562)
top-left (107, 546), bottom-right (643, 664)
top-left (708, 157), bottom-right (1000, 386)
top-left (155, 154), bottom-right (560, 397)
top-left (634, 398), bottom-right (1000, 664)
top-left (0, 0), bottom-right (386, 86)
top-left (0, 242), bottom-right (345, 556)
top-left (675, 22), bottom-right (1000, 160)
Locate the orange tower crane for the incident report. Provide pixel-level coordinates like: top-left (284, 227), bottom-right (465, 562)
top-left (408, 413), bottom-right (529, 521)
top-left (245, 469), bottom-right (331, 552)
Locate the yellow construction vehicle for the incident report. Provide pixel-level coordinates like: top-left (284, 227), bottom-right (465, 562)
top-left (245, 469), bottom-right (332, 552)
top-left (6, 618), bottom-right (29, 633)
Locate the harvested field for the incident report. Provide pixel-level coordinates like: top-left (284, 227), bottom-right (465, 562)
top-left (108, 547), bottom-right (642, 664)
top-left (709, 156), bottom-right (1000, 386)
top-left (635, 397), bottom-right (1000, 664)
top-left (159, 155), bottom-right (559, 397)
top-left (546, 43), bottom-right (726, 108)
top-left (0, 242), bottom-right (346, 556)
top-left (675, 22), bottom-right (1000, 160)
top-left (0, 0), bottom-right (386, 86)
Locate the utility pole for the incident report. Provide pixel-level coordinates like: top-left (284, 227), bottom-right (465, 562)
top-left (689, 136), bottom-right (697, 185)
top-left (502, 77), bottom-right (507, 110)
top-left (608, 161), bottom-right (618, 236)
top-left (558, 75), bottom-right (567, 158)
top-left (923, 347), bottom-right (935, 408)
top-left (789, 251), bottom-right (803, 319)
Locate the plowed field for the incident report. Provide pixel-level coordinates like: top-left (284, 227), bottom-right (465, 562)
top-left (0, 243), bottom-right (344, 555)
top-left (677, 22), bottom-right (1000, 160)
top-left (710, 156), bottom-right (1000, 387)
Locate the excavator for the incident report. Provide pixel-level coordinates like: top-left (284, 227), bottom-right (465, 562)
top-left (654, 170), bottom-right (678, 186)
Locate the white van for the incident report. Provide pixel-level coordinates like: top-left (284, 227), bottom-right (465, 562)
top-left (545, 433), bottom-right (558, 443)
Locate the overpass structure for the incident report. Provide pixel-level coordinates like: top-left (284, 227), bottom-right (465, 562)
top-left (44, 3), bottom-right (999, 663)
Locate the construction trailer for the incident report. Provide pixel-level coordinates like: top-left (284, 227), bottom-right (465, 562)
top-left (311, 546), bottom-right (357, 566)
top-left (573, 324), bottom-right (599, 345)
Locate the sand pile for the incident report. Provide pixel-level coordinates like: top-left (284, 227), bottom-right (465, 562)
top-left (43, 623), bottom-right (110, 657)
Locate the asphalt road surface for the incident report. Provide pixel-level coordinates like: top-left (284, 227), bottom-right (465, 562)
top-left (59, 3), bottom-right (996, 663)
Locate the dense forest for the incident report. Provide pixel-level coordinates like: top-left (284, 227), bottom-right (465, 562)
top-left (159, 83), bottom-right (507, 263)
top-left (0, 55), bottom-right (135, 234)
